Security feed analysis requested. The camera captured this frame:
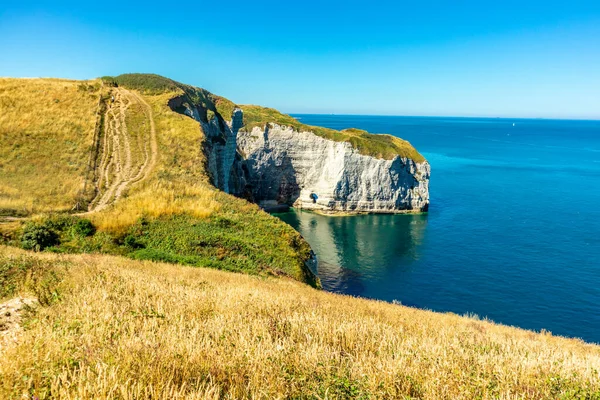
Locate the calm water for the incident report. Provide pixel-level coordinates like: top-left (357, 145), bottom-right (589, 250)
top-left (275, 115), bottom-right (600, 343)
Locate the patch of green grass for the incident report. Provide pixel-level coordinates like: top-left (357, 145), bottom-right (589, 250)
top-left (125, 201), bottom-right (318, 287)
top-left (214, 96), bottom-right (237, 120)
top-left (14, 209), bottom-right (320, 288)
top-left (100, 74), bottom-right (180, 94)
top-left (122, 208), bottom-right (317, 286)
top-left (15, 215), bottom-right (112, 255)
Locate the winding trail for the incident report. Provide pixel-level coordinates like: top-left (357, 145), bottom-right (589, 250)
top-left (88, 88), bottom-right (157, 212)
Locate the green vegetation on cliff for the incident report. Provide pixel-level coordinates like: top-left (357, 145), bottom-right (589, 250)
top-left (1, 74), bottom-right (599, 399)
top-left (242, 105), bottom-right (426, 161)
top-left (101, 73), bottom-right (237, 125)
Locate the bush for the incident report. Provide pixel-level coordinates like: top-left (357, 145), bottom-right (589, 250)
top-left (100, 74), bottom-right (179, 93)
top-left (72, 219), bottom-right (95, 237)
top-left (20, 222), bottom-right (59, 252)
top-left (123, 234), bottom-right (144, 249)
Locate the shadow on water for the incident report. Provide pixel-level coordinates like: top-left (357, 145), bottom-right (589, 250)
top-left (275, 210), bottom-right (428, 296)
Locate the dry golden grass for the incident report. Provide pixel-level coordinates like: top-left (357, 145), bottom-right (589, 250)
top-left (1, 246), bottom-right (599, 399)
top-left (88, 90), bottom-right (221, 233)
top-left (0, 79), bottom-right (312, 281)
top-left (90, 181), bottom-right (221, 233)
top-left (0, 78), bottom-right (101, 215)
top-left (3, 77), bottom-right (599, 398)
top-left (0, 78), bottom-right (218, 226)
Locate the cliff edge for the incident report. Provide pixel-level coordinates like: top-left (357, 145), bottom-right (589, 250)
top-left (166, 80), bottom-right (430, 214)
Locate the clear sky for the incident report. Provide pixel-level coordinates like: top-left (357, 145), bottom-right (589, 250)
top-left (1, 1), bottom-right (599, 119)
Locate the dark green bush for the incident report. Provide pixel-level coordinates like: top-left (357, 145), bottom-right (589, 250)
top-left (20, 222), bottom-right (59, 252)
top-left (72, 219), bottom-right (95, 237)
top-left (123, 234), bottom-right (144, 249)
top-left (100, 74), bottom-right (179, 93)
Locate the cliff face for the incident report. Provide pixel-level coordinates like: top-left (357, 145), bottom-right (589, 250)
top-left (237, 124), bottom-right (430, 213)
top-left (202, 109), bottom-right (244, 194)
top-left (168, 98), bottom-right (430, 214)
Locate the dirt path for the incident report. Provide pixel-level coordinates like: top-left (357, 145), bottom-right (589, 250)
top-left (88, 88), bottom-right (157, 212)
top-left (0, 297), bottom-right (37, 355)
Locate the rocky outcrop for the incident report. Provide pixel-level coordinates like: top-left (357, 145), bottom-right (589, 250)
top-left (202, 109), bottom-right (243, 194)
top-left (236, 124), bottom-right (430, 213)
top-left (169, 99), bottom-right (430, 214)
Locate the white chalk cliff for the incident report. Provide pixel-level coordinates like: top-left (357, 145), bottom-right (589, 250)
top-left (236, 124), bottom-right (430, 213)
top-left (169, 96), bottom-right (430, 213)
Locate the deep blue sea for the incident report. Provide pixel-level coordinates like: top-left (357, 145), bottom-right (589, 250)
top-left (275, 115), bottom-right (600, 343)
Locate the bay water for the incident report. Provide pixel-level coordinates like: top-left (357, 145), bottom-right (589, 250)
top-left (275, 115), bottom-right (600, 343)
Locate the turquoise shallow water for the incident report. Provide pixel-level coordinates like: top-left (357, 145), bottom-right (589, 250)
top-left (275, 115), bottom-right (600, 343)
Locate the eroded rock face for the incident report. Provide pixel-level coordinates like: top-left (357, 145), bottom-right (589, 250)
top-left (201, 109), bottom-right (244, 194)
top-left (236, 124), bottom-right (430, 213)
top-left (170, 100), bottom-right (429, 213)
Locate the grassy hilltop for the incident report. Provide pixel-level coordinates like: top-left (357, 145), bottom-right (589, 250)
top-left (0, 75), bottom-right (317, 285)
top-left (102, 73), bottom-right (425, 162)
top-left (1, 74), bottom-right (599, 398)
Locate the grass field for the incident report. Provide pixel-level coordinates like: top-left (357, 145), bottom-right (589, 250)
top-left (0, 78), bottom-right (101, 215)
top-left (1, 247), bottom-right (599, 399)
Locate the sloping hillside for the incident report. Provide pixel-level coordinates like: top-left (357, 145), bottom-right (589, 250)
top-left (1, 75), bottom-right (600, 398)
top-left (0, 78), bottom-right (100, 215)
top-left (1, 247), bottom-right (599, 399)
top-left (0, 76), bottom-right (317, 285)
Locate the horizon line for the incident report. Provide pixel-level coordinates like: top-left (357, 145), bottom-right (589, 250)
top-left (286, 112), bottom-right (600, 122)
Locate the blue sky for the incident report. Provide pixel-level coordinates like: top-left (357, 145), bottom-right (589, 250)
top-left (1, 1), bottom-right (599, 118)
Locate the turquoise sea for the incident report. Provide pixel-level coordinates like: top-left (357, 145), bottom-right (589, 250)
top-left (276, 115), bottom-right (600, 343)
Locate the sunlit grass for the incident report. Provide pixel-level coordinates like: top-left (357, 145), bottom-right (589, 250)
top-left (0, 82), bottom-right (314, 282)
top-left (89, 90), bottom-right (219, 233)
top-left (0, 78), bottom-right (101, 215)
top-left (90, 181), bottom-right (221, 233)
top-left (1, 76), bottom-right (599, 398)
top-left (1, 247), bottom-right (599, 399)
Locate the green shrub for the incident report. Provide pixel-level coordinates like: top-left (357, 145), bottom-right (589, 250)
top-left (100, 74), bottom-right (179, 93)
top-left (123, 234), bottom-right (144, 249)
top-left (20, 222), bottom-right (59, 252)
top-left (72, 219), bottom-right (95, 237)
